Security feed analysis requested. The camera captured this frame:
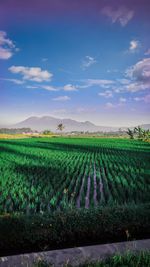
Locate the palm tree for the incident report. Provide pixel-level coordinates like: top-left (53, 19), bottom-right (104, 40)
top-left (142, 129), bottom-right (150, 141)
top-left (134, 126), bottom-right (144, 140)
top-left (126, 128), bottom-right (134, 139)
top-left (127, 126), bottom-right (150, 141)
top-left (57, 123), bottom-right (65, 132)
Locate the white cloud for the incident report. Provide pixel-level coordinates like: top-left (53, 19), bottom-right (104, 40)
top-left (79, 58), bottom-right (150, 95)
top-left (0, 78), bottom-right (24, 84)
top-left (117, 79), bottom-right (130, 85)
top-left (125, 82), bottom-right (149, 92)
top-left (114, 88), bottom-right (122, 93)
top-left (85, 79), bottom-right (114, 88)
top-left (77, 58), bottom-right (150, 99)
top-left (82, 56), bottom-right (96, 69)
top-left (134, 97), bottom-right (141, 101)
top-left (35, 84), bottom-right (77, 92)
top-left (105, 100), bottom-right (125, 109)
top-left (134, 94), bottom-right (150, 103)
top-left (102, 6), bottom-right (134, 26)
top-left (105, 102), bottom-right (115, 109)
top-left (0, 31), bottom-right (17, 60)
top-left (9, 66), bottom-right (53, 82)
top-left (119, 97), bottom-right (126, 102)
top-left (105, 97), bottom-right (127, 109)
top-left (63, 84), bottom-right (78, 91)
top-left (98, 90), bottom-right (113, 98)
top-left (145, 49), bottom-right (150, 56)
top-left (132, 58), bottom-right (150, 79)
top-left (26, 86), bottom-right (39, 89)
top-left (42, 58), bottom-right (48, 62)
top-left (41, 85), bottom-right (59, 91)
top-left (129, 40), bottom-right (140, 52)
top-left (27, 84), bottom-right (77, 92)
top-left (125, 58), bottom-right (150, 92)
top-left (26, 85), bottom-right (59, 91)
top-left (52, 95), bottom-right (70, 101)
top-left (0, 31), bottom-right (15, 47)
top-left (0, 47), bottom-right (13, 59)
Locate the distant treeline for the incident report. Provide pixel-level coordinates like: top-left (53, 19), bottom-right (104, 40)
top-left (0, 128), bottom-right (128, 135)
top-left (0, 128), bottom-right (34, 134)
top-left (69, 130), bottom-right (127, 136)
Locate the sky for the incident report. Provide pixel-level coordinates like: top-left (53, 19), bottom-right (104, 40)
top-left (0, 0), bottom-right (150, 127)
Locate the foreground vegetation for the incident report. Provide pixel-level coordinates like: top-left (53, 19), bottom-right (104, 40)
top-left (0, 203), bottom-right (150, 256)
top-left (34, 251), bottom-right (150, 267)
top-left (0, 137), bottom-right (149, 255)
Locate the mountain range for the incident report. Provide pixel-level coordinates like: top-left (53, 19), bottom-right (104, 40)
top-left (11, 116), bottom-right (150, 132)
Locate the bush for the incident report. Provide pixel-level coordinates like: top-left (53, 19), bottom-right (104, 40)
top-left (0, 203), bottom-right (150, 256)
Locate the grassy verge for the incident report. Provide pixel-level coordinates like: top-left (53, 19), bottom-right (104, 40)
top-left (33, 251), bottom-right (150, 267)
top-left (0, 203), bottom-right (150, 256)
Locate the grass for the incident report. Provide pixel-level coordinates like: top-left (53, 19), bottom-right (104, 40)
top-left (33, 251), bottom-right (150, 267)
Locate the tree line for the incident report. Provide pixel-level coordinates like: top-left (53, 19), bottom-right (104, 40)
top-left (0, 128), bottom-right (33, 134)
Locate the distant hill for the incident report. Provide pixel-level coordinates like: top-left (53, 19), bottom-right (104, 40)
top-left (4, 116), bottom-right (149, 133)
top-left (13, 116), bottom-right (119, 132)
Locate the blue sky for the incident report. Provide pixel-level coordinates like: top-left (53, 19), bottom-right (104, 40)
top-left (0, 0), bottom-right (150, 127)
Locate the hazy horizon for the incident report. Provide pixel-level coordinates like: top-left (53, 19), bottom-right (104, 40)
top-left (0, 114), bottom-right (150, 129)
top-left (0, 0), bottom-right (150, 127)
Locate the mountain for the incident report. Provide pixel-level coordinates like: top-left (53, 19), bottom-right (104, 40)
top-left (13, 116), bottom-right (119, 132)
top-left (9, 116), bottom-right (150, 132)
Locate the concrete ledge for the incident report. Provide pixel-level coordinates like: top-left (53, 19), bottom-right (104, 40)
top-left (0, 239), bottom-right (150, 267)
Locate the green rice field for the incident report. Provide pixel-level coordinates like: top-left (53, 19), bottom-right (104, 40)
top-left (0, 137), bottom-right (150, 214)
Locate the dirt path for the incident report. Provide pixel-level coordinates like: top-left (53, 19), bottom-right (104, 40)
top-left (76, 175), bottom-right (85, 208)
top-left (99, 169), bottom-right (104, 203)
top-left (93, 162), bottom-right (98, 206)
top-left (85, 175), bottom-right (91, 208)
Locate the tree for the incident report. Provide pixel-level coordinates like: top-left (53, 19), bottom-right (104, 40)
top-left (134, 126), bottom-right (144, 140)
top-left (126, 128), bottom-right (134, 139)
top-left (43, 130), bottom-right (53, 135)
top-left (142, 129), bottom-right (150, 141)
top-left (127, 126), bottom-right (150, 141)
top-left (57, 123), bottom-right (65, 132)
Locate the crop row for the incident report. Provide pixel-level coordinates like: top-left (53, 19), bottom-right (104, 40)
top-left (0, 137), bottom-right (149, 214)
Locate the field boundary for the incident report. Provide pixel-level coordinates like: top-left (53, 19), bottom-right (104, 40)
top-left (0, 239), bottom-right (150, 267)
